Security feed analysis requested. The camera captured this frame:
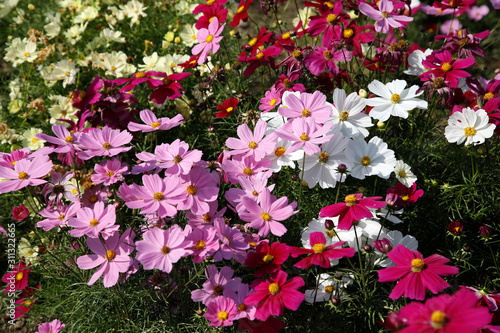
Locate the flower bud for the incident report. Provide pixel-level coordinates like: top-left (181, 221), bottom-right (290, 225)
top-left (358, 89), bottom-right (368, 98)
top-left (377, 121), bottom-right (385, 128)
top-left (363, 244), bottom-right (372, 252)
top-left (373, 238), bottom-right (393, 254)
top-left (324, 219), bottom-right (334, 230)
top-left (337, 163), bottom-right (347, 173)
top-left (330, 296), bottom-right (341, 305)
top-left (479, 225), bottom-right (491, 238)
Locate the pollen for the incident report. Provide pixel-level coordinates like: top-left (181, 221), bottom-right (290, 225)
top-left (270, 98), bottom-right (277, 106)
top-left (345, 194), bottom-right (358, 206)
top-left (326, 13), bottom-right (336, 24)
top-left (65, 136), bottom-right (74, 143)
top-left (213, 285), bottom-right (223, 294)
top-left (18, 171), bottom-right (29, 179)
top-left (411, 258), bottom-right (425, 272)
top-left (154, 192), bottom-right (164, 201)
top-left (106, 250), bottom-right (116, 261)
top-left (111, 65), bottom-right (116, 71)
top-left (283, 79), bottom-right (292, 88)
top-left (226, 106), bottom-right (234, 113)
top-left (89, 195), bottom-right (98, 203)
top-left (324, 1), bottom-right (334, 8)
top-left (237, 5), bottom-right (245, 13)
top-left (485, 92), bottom-right (494, 100)
top-left (381, 11), bottom-right (389, 18)
top-left (313, 243), bottom-right (326, 253)
top-left (162, 77), bottom-right (172, 86)
top-left (207, 0), bottom-right (215, 5)
top-left (441, 62), bottom-right (452, 72)
top-left (187, 185), bottom-right (197, 195)
top-left (319, 152), bottom-right (329, 163)
top-left (282, 32), bottom-right (291, 40)
top-left (339, 110), bottom-right (349, 121)
top-left (275, 147), bottom-right (286, 156)
top-left (89, 218), bottom-right (99, 227)
top-left (262, 254), bottom-right (274, 264)
top-left (208, 16), bottom-right (214, 23)
top-left (464, 127), bottom-right (476, 136)
top-left (106, 170), bottom-right (115, 177)
top-left (32, 138), bottom-right (38, 143)
top-left (268, 282), bottom-right (280, 295)
top-left (58, 214), bottom-right (65, 220)
top-left (401, 194), bottom-right (409, 202)
top-left (324, 285), bottom-right (334, 293)
top-left (361, 155), bottom-right (371, 166)
top-left (217, 310), bottom-right (229, 321)
top-left (102, 142), bottom-right (111, 150)
top-left (248, 38), bottom-right (257, 47)
top-left (261, 212), bottom-right (271, 221)
top-left (206, 34), bottom-right (214, 43)
top-left (174, 154), bottom-right (182, 163)
top-left (398, 170), bottom-right (406, 178)
top-left (255, 52), bottom-right (265, 60)
top-left (16, 272), bottom-right (24, 281)
top-left (24, 52), bottom-right (30, 57)
top-left (293, 49), bottom-right (303, 60)
top-left (300, 133), bottom-right (309, 141)
top-left (195, 240), bottom-right (206, 251)
top-left (136, 71), bottom-right (146, 78)
top-left (343, 28), bottom-right (354, 39)
top-left (302, 109), bottom-right (311, 117)
top-left (248, 141), bottom-right (258, 149)
top-left (243, 167), bottom-right (253, 175)
top-left (161, 245), bottom-right (171, 254)
top-left (151, 122), bottom-right (161, 128)
top-left (238, 303), bottom-right (247, 311)
top-left (65, 71), bottom-right (70, 76)
top-left (391, 94), bottom-right (400, 103)
top-left (323, 50), bottom-right (333, 60)
top-left (203, 213), bottom-right (211, 222)
top-left (431, 310), bottom-right (447, 329)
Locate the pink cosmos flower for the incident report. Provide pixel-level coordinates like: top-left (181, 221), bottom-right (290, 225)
top-left (11, 205), bottom-right (29, 221)
top-left (191, 265), bottom-right (242, 305)
top-left (244, 241), bottom-right (289, 277)
top-left (42, 171), bottom-right (79, 204)
top-left (204, 296), bottom-right (237, 327)
top-left (306, 2), bottom-right (349, 47)
top-left (359, 0), bottom-right (413, 34)
top-left (154, 139), bottom-right (203, 176)
top-left (81, 185), bottom-right (109, 208)
top-left (396, 288), bottom-right (492, 332)
top-left (68, 201), bottom-right (119, 239)
top-left (239, 188), bottom-right (298, 237)
top-left (0, 148), bottom-right (31, 168)
top-left (37, 202), bottom-right (81, 231)
top-left (259, 86), bottom-right (281, 113)
top-left (14, 285), bottom-right (38, 319)
top-left (278, 91), bottom-right (333, 123)
top-left (125, 174), bottom-right (185, 218)
top-left (178, 166), bottom-right (220, 214)
top-left (91, 158), bottom-right (128, 186)
top-left (439, 19), bottom-right (462, 35)
top-left (77, 126), bottom-right (132, 160)
top-left (304, 47), bottom-right (352, 76)
top-left (192, 17), bottom-right (225, 64)
top-left (213, 218), bottom-right (249, 263)
top-left (2, 261), bottom-right (30, 293)
top-left (0, 156), bottom-right (52, 194)
top-left (421, 50), bottom-right (475, 89)
top-left (320, 193), bottom-right (386, 230)
top-left (467, 5), bottom-right (490, 21)
top-left (245, 270), bottom-right (305, 322)
top-left (35, 319), bottom-right (65, 333)
top-left (225, 174), bottom-right (275, 212)
top-left (136, 225), bottom-right (192, 273)
top-left (387, 182), bottom-right (424, 206)
top-left (186, 201), bottom-right (227, 228)
top-left (378, 244), bottom-right (459, 300)
top-left (221, 154), bottom-right (272, 184)
top-left (77, 229), bottom-right (135, 287)
top-left (225, 120), bottom-right (275, 161)
top-left (274, 70), bottom-right (306, 94)
top-left (275, 117), bottom-right (333, 156)
top-left (288, 232), bottom-right (355, 269)
top-left (185, 225), bottom-right (219, 263)
top-left (127, 110), bottom-right (184, 132)
top-left (224, 283), bottom-right (257, 321)
top-left (35, 124), bottom-right (80, 154)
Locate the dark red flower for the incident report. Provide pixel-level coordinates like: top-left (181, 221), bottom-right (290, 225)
top-left (244, 241), bottom-right (289, 277)
top-left (195, 5), bottom-right (228, 30)
top-left (387, 182), bottom-right (424, 206)
top-left (192, 0), bottom-right (227, 15)
top-left (148, 72), bottom-right (191, 105)
top-left (73, 75), bottom-right (103, 112)
top-left (11, 205), bottom-right (29, 221)
top-left (238, 316), bottom-right (285, 333)
top-left (230, 0), bottom-right (253, 28)
top-left (216, 97), bottom-right (239, 118)
top-left (112, 71), bottom-right (163, 93)
top-left (2, 261), bottom-right (30, 293)
top-left (447, 221), bottom-right (464, 235)
top-left (238, 46), bottom-right (281, 77)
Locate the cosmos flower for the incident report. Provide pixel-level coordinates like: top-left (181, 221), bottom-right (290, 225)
top-left (359, 0), bottom-right (413, 34)
top-left (192, 17), bottom-right (225, 64)
top-left (445, 107), bottom-right (495, 146)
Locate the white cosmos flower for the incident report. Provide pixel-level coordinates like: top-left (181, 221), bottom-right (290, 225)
top-left (327, 88), bottom-right (373, 138)
top-left (301, 217), bottom-right (362, 252)
top-left (394, 160), bottom-right (417, 187)
top-left (179, 24), bottom-right (199, 47)
top-left (265, 137), bottom-right (302, 172)
top-left (345, 136), bottom-right (396, 180)
top-left (304, 273), bottom-right (353, 303)
top-left (404, 49), bottom-right (433, 76)
top-left (445, 107), bottom-right (495, 146)
top-left (366, 79), bottom-right (428, 122)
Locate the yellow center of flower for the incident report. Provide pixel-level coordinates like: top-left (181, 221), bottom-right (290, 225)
top-left (207, 0), bottom-right (215, 5)
top-left (263, 254), bottom-right (275, 264)
top-left (282, 32), bottom-right (291, 40)
top-left (343, 28), bottom-right (354, 39)
top-left (411, 258), bottom-right (425, 272)
top-left (65, 71), bottom-right (70, 76)
top-left (345, 194), bottom-right (358, 206)
top-left (89, 218), bottom-right (99, 227)
top-left (261, 212), bottom-right (271, 221)
top-left (237, 5), bottom-right (245, 13)
top-left (361, 156), bottom-right (371, 166)
top-left (302, 109), bottom-right (311, 117)
top-left (248, 141), bottom-right (257, 149)
top-left (319, 152), bottom-right (329, 163)
top-left (136, 71), bottom-right (146, 78)
top-left (255, 52), bottom-right (265, 60)
top-left (161, 245), bottom-right (170, 254)
top-left (154, 192), bottom-right (164, 201)
top-left (270, 98), bottom-right (277, 106)
top-left (105, 170), bottom-right (115, 178)
top-left (252, 190), bottom-right (258, 196)
top-left (106, 250), bottom-right (116, 261)
top-left (203, 213), bottom-right (211, 222)
top-left (103, 142), bottom-right (111, 150)
top-left (326, 229), bottom-right (336, 238)
top-left (300, 133), bottom-right (309, 141)
top-left (441, 62), bottom-right (452, 72)
top-left (238, 303), bottom-right (247, 311)
top-left (111, 65), bottom-right (116, 71)
top-left (398, 170), bottom-right (406, 178)
top-left (381, 11), bottom-right (389, 18)
top-left (24, 52), bottom-right (30, 57)
top-left (243, 167), bottom-right (253, 175)
top-left (248, 38), bottom-right (257, 47)
top-left (61, 109), bottom-right (67, 116)
top-left (65, 136), bottom-right (74, 143)
top-left (32, 138), bottom-right (38, 143)
top-left (209, 16), bottom-right (214, 23)
top-left (283, 79), bottom-right (292, 88)
top-left (11, 161), bottom-right (16, 166)
top-left (213, 285), bottom-right (223, 294)
top-left (195, 240), bottom-right (206, 251)
top-left (339, 110), bottom-right (349, 121)
top-left (326, 13), bottom-right (336, 24)
top-left (313, 243), bottom-right (326, 253)
top-left (391, 94), bottom-right (400, 103)
top-left (324, 285), bottom-right (334, 293)
top-left (58, 214), bottom-right (65, 220)
top-left (464, 127), bottom-right (476, 136)
top-left (217, 310), bottom-right (228, 321)
top-left (275, 146), bottom-right (286, 156)
top-left (485, 92), bottom-right (494, 100)
top-left (151, 122), bottom-right (161, 128)
top-left (293, 49), bottom-right (303, 60)
top-left (323, 50), bottom-right (333, 60)
top-left (89, 195), bottom-right (98, 203)
top-left (187, 185), bottom-right (197, 195)
top-left (401, 194), bottom-right (409, 202)
top-left (226, 106), bottom-right (234, 113)
top-left (206, 34), bottom-right (214, 43)
top-left (18, 171), bottom-right (28, 179)
top-left (431, 311), bottom-right (447, 329)
top-left (268, 283), bottom-right (280, 295)
top-left (16, 272), bottom-right (24, 281)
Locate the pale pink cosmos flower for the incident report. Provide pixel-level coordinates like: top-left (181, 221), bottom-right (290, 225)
top-left (239, 188), bottom-right (298, 237)
top-left (467, 5), bottom-right (490, 21)
top-left (77, 228), bottom-right (135, 287)
top-left (221, 154), bottom-right (272, 184)
top-left (224, 283), bottom-right (257, 320)
top-left (192, 17), bottom-right (225, 64)
top-left (81, 185), bottom-right (109, 208)
top-left (135, 225), bottom-right (193, 273)
top-left (68, 201), bottom-right (119, 239)
top-left (127, 110), bottom-right (184, 132)
top-left (0, 148), bottom-right (31, 169)
top-left (204, 296), bottom-right (238, 327)
top-left (36, 124), bottom-right (81, 154)
top-left (225, 174), bottom-right (275, 212)
top-left (37, 202), bottom-right (81, 231)
top-left (275, 117), bottom-right (333, 156)
top-left (185, 225), bottom-right (220, 263)
top-left (178, 166), bottom-right (220, 214)
top-left (0, 156), bottom-right (52, 194)
top-left (278, 91), bottom-right (333, 124)
top-left (191, 265), bottom-right (242, 305)
top-left (77, 126), bottom-right (133, 160)
top-left (213, 217), bottom-right (249, 263)
top-left (186, 201), bottom-right (227, 229)
top-left (125, 174), bottom-right (185, 218)
top-left (91, 158), bottom-right (128, 186)
top-left (42, 171), bottom-right (79, 204)
top-left (154, 139), bottom-right (203, 176)
top-left (35, 319), bottom-right (65, 333)
top-left (359, 0), bottom-right (413, 34)
top-left (225, 120), bottom-right (275, 161)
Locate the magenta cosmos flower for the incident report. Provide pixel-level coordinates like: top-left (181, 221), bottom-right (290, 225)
top-left (359, 0), bottom-right (413, 34)
top-left (77, 229), bottom-right (135, 287)
top-left (135, 225), bottom-right (192, 273)
top-left (245, 270), bottom-right (305, 322)
top-left (0, 156), bottom-right (52, 194)
top-left (91, 158), bottom-right (128, 186)
top-left (185, 225), bottom-right (219, 263)
top-left (225, 119), bottom-right (275, 161)
top-left (192, 16), bottom-right (225, 64)
top-left (11, 205), bottom-right (29, 221)
top-left (68, 201), bottom-right (119, 239)
top-left (77, 126), bottom-right (132, 160)
top-left (148, 72), bottom-right (191, 105)
top-left (240, 188), bottom-right (298, 237)
top-left (35, 319), bottom-right (65, 333)
top-left (378, 244), bottom-right (459, 300)
top-left (319, 193), bottom-right (386, 230)
top-left (244, 241), bottom-right (289, 277)
top-left (2, 261), bottom-right (30, 293)
top-left (128, 110), bottom-right (184, 132)
top-left (288, 232), bottom-right (355, 269)
top-left (204, 296), bottom-right (238, 327)
top-left (396, 288), bottom-right (492, 332)
top-left (421, 50), bottom-right (475, 89)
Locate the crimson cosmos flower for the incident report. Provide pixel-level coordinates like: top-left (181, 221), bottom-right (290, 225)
top-left (216, 97), bottom-right (239, 118)
top-left (113, 71), bottom-right (164, 93)
top-left (148, 72), bottom-right (191, 105)
top-left (420, 50), bottom-right (475, 89)
top-left (230, 0), bottom-right (253, 28)
top-left (244, 241), bottom-right (289, 277)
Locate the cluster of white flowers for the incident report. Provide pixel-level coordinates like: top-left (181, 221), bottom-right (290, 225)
top-left (4, 38), bottom-right (38, 66)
